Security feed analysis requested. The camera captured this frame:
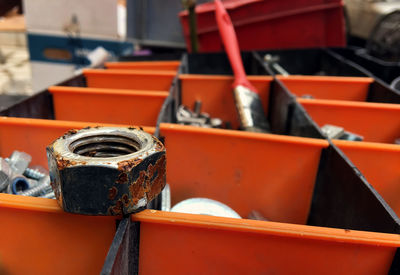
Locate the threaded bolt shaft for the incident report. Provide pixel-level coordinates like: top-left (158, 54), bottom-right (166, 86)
top-left (19, 183), bottom-right (52, 197)
top-left (40, 192), bottom-right (56, 199)
top-left (24, 168), bottom-right (46, 180)
top-left (18, 176), bottom-right (51, 197)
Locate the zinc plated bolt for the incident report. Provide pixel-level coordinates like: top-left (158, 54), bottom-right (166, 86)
top-left (7, 175), bottom-right (31, 194)
top-left (6, 151), bottom-right (32, 175)
top-left (40, 192), bottom-right (56, 199)
top-left (18, 176), bottom-right (51, 197)
top-left (0, 158), bottom-right (11, 192)
top-left (24, 168), bottom-right (47, 180)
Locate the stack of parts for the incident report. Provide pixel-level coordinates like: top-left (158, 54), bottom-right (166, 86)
top-left (0, 52), bottom-right (399, 275)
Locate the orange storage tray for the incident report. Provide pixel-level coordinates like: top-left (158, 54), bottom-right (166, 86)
top-left (180, 74), bottom-right (273, 129)
top-left (160, 123), bottom-right (328, 225)
top-left (133, 210), bottom-right (400, 275)
top-left (105, 60), bottom-right (180, 71)
top-left (334, 140), bottom-right (400, 217)
top-left (49, 86), bottom-right (168, 126)
top-left (278, 76), bottom-right (374, 101)
top-left (0, 194), bottom-right (116, 275)
top-left (83, 69), bottom-right (176, 91)
top-left (0, 117), bottom-right (154, 168)
top-left (298, 98), bottom-right (400, 144)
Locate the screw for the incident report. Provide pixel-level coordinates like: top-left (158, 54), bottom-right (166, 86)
top-left (6, 151), bottom-right (32, 175)
top-left (40, 192), bottom-right (56, 199)
top-left (18, 176), bottom-right (51, 197)
top-left (193, 100), bottom-right (202, 116)
top-left (0, 158), bottom-right (11, 192)
top-left (24, 168), bottom-right (47, 180)
top-left (7, 175), bottom-right (31, 194)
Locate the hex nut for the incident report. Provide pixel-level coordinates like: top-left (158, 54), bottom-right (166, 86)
top-left (46, 127), bottom-right (166, 215)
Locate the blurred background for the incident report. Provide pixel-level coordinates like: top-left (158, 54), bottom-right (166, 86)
top-left (0, 0), bottom-right (398, 97)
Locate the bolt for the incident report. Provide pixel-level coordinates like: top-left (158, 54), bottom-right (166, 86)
top-left (7, 175), bottom-right (31, 194)
top-left (193, 100), bottom-right (202, 116)
top-left (24, 168), bottom-right (47, 180)
top-left (18, 176), bottom-right (51, 197)
top-left (40, 192), bottom-right (56, 199)
top-left (161, 184), bottom-right (171, 211)
top-left (0, 158), bottom-right (11, 192)
top-left (6, 151), bottom-right (32, 175)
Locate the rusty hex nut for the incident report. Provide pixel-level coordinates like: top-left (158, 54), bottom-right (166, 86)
top-left (46, 127), bottom-right (166, 215)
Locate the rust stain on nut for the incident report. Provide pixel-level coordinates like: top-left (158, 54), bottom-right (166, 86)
top-left (47, 126), bottom-right (166, 216)
top-left (108, 187), bottom-right (118, 200)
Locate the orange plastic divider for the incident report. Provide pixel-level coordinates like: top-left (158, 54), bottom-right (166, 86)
top-left (298, 98), bottom-right (400, 144)
top-left (160, 123), bottom-right (328, 225)
top-left (334, 140), bottom-right (400, 216)
top-left (180, 74), bottom-right (273, 129)
top-left (278, 76), bottom-right (373, 101)
top-left (0, 193), bottom-right (115, 275)
top-left (105, 60), bottom-right (180, 71)
top-left (83, 69), bottom-right (176, 91)
top-left (49, 86), bottom-right (168, 126)
top-left (132, 210), bottom-right (400, 274)
top-left (0, 117), bottom-right (154, 168)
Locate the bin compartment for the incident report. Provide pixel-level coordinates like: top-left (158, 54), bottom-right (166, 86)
top-left (105, 61), bottom-right (180, 71)
top-left (49, 86), bottom-right (168, 126)
top-left (132, 210), bottom-right (400, 275)
top-left (0, 117), bottom-right (154, 168)
top-left (335, 140), bottom-right (400, 217)
top-left (255, 48), bottom-right (368, 77)
top-left (0, 194), bottom-right (116, 275)
top-left (277, 76), bottom-right (373, 101)
top-left (179, 74), bottom-right (272, 129)
top-left (298, 99), bottom-right (400, 144)
top-left (161, 123), bottom-right (327, 224)
top-left (83, 69), bottom-right (176, 91)
top-left (183, 52), bottom-right (268, 75)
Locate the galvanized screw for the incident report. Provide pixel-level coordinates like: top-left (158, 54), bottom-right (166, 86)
top-left (18, 176), bottom-right (51, 197)
top-left (24, 168), bottom-right (46, 180)
top-left (0, 158), bottom-right (11, 192)
top-left (6, 151), bottom-right (32, 175)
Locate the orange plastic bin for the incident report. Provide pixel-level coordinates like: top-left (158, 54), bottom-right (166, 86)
top-left (335, 140), bottom-right (400, 217)
top-left (83, 69), bottom-right (176, 91)
top-left (0, 117), bottom-right (155, 274)
top-left (105, 60), bottom-right (180, 72)
top-left (278, 76), bottom-right (374, 101)
top-left (123, 123), bottom-right (400, 274)
top-left (298, 98), bottom-right (400, 144)
top-left (49, 86), bottom-right (168, 126)
top-left (180, 74), bottom-right (273, 129)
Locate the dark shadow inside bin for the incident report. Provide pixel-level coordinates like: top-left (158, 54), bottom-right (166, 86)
top-left (182, 51), bottom-right (269, 75)
top-left (255, 48), bottom-right (368, 77)
top-left (331, 47), bottom-right (400, 85)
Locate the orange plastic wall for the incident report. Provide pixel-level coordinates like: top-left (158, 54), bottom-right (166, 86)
top-left (133, 210), bottom-right (399, 275)
top-left (105, 61), bottom-right (180, 71)
top-left (180, 74), bottom-right (272, 129)
top-left (49, 86), bottom-right (168, 126)
top-left (278, 76), bottom-right (373, 101)
top-left (0, 194), bottom-right (115, 275)
top-left (83, 69), bottom-right (176, 91)
top-left (0, 117), bottom-right (154, 168)
top-left (298, 99), bottom-right (400, 144)
top-left (160, 123), bottom-right (328, 225)
top-left (335, 140), bottom-right (400, 217)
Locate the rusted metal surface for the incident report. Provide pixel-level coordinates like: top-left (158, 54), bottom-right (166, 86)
top-left (46, 126), bottom-right (166, 215)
